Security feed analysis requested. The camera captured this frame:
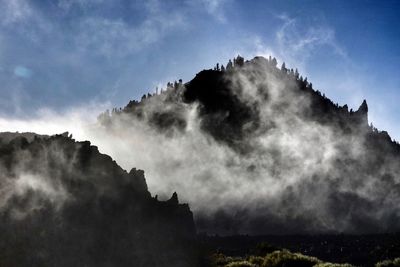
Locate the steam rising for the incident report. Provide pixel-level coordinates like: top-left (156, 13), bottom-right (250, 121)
top-left (2, 57), bottom-right (400, 235)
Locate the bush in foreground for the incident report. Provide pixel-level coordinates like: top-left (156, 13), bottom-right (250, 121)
top-left (262, 250), bottom-right (320, 267)
top-left (208, 250), bottom-right (355, 267)
top-left (376, 258), bottom-right (400, 267)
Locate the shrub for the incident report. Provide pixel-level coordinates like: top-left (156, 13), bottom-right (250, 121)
top-left (252, 242), bottom-right (279, 256)
top-left (208, 253), bottom-right (234, 266)
top-left (262, 250), bottom-right (321, 267)
top-left (226, 261), bottom-right (256, 267)
top-left (207, 249), bottom-right (355, 267)
top-left (375, 258), bottom-right (400, 267)
top-left (248, 255), bottom-right (264, 266)
top-left (208, 253), bottom-right (242, 266)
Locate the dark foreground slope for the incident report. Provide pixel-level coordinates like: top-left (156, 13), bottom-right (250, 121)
top-left (0, 133), bottom-right (198, 267)
top-left (99, 56), bottom-right (400, 235)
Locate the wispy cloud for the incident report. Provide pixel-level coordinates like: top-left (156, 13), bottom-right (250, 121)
top-left (75, 0), bottom-right (187, 58)
top-left (0, 0), bottom-right (188, 59)
top-left (0, 0), bottom-right (196, 114)
top-left (246, 13), bottom-right (347, 73)
top-left (0, 0), bottom-right (33, 25)
top-left (278, 14), bottom-right (346, 62)
top-left (198, 0), bottom-right (231, 22)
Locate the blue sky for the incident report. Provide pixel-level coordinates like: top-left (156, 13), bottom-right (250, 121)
top-left (1, 0), bottom-right (400, 139)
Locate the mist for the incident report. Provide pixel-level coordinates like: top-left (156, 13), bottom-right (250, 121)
top-left (2, 57), bottom-right (400, 235)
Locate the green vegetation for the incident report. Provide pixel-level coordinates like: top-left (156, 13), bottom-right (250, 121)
top-left (262, 250), bottom-right (320, 267)
top-left (207, 249), bottom-right (355, 267)
top-left (376, 258), bottom-right (400, 267)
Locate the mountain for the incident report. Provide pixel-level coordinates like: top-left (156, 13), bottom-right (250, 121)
top-left (98, 56), bottom-right (400, 235)
top-left (0, 133), bottom-right (199, 267)
top-left (2, 55), bottom-right (400, 266)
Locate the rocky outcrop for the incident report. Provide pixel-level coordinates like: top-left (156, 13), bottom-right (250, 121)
top-left (353, 99), bottom-right (369, 126)
top-left (0, 133), bottom-right (199, 267)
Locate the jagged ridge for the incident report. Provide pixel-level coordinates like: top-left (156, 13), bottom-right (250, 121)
top-left (0, 133), bottom-right (199, 267)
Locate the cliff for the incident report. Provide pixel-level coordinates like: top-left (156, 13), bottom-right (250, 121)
top-left (0, 133), bottom-right (199, 266)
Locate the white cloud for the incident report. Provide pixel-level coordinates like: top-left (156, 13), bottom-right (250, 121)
top-left (277, 14), bottom-right (345, 54)
top-left (0, 102), bottom-right (110, 140)
top-left (0, 0), bottom-right (52, 44)
top-left (73, 1), bottom-right (186, 58)
top-left (243, 14), bottom-right (347, 75)
top-left (0, 0), bottom-right (188, 58)
top-left (199, 0), bottom-right (231, 22)
top-left (0, 0), bottom-right (33, 25)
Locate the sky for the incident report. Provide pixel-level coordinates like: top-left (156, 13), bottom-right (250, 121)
top-left (0, 0), bottom-right (400, 140)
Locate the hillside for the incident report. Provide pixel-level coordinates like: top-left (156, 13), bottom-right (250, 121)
top-left (98, 56), bottom-right (400, 235)
top-left (0, 133), bottom-right (199, 267)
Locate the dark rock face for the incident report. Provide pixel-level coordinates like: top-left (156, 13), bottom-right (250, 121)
top-left (0, 134), bottom-right (198, 267)
top-left (183, 70), bottom-right (260, 150)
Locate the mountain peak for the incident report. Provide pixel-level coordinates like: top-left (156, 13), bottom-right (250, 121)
top-left (358, 99), bottom-right (368, 113)
top-left (355, 99), bottom-right (369, 126)
top-left (168, 192), bottom-right (179, 205)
